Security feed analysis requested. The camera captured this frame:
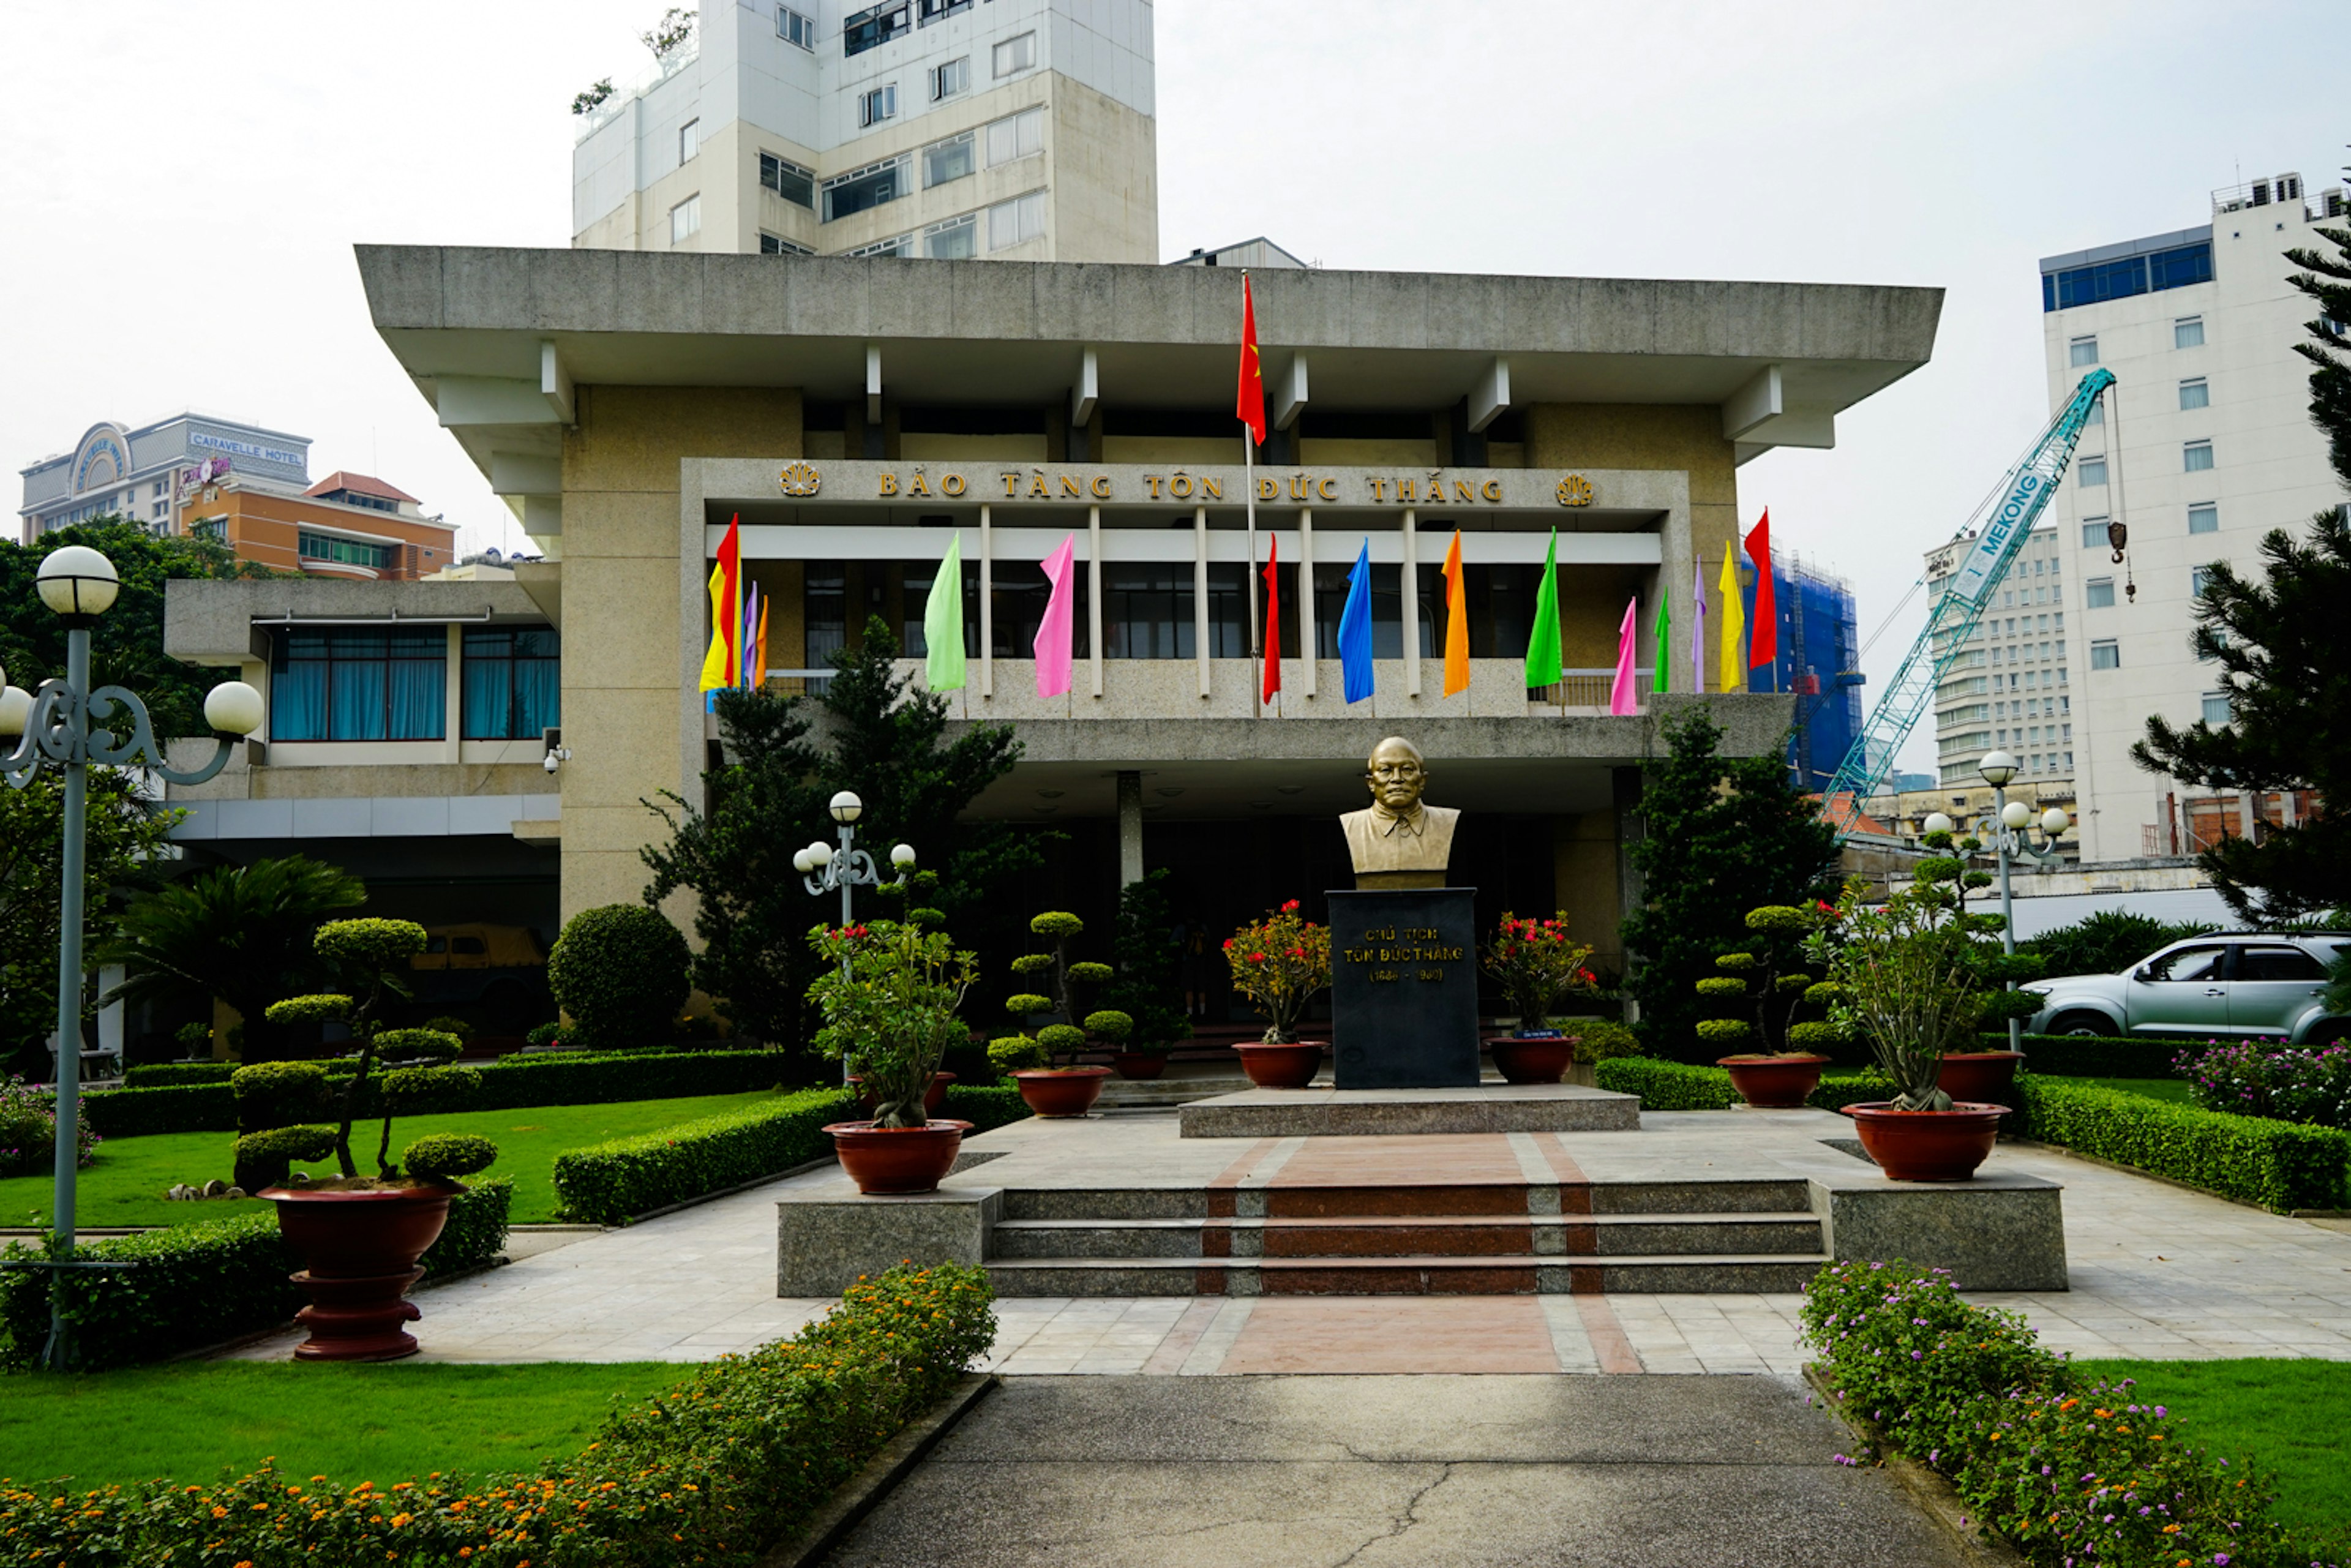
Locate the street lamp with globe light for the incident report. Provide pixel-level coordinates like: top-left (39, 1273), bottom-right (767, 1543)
top-left (793, 791), bottom-right (915, 1081)
top-left (2, 545), bottom-right (263, 1369)
top-left (1973, 749), bottom-right (2071, 1056)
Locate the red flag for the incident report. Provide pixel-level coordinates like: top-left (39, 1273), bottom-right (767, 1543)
top-left (1261, 536), bottom-right (1282, 705)
top-left (1236, 274), bottom-right (1267, 447)
top-left (1744, 509), bottom-right (1777, 669)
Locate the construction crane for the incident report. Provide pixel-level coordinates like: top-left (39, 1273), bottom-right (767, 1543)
top-left (1820, 368), bottom-right (2117, 836)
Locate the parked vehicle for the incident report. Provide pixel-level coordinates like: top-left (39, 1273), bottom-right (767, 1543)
top-left (2022, 931), bottom-right (2350, 1042)
top-left (406, 923), bottom-right (552, 1033)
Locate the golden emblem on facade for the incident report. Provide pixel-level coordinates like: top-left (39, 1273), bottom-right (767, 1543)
top-left (777, 460), bottom-right (823, 498)
top-left (1555, 474), bottom-right (1594, 508)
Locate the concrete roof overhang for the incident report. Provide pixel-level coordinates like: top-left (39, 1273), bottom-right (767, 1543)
top-left (356, 246), bottom-right (1943, 480)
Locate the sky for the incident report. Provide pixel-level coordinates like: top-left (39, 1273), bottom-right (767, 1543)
top-left (1, 0), bottom-right (2340, 771)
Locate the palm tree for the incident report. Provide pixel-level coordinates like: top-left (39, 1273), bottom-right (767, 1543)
top-left (99, 856), bottom-right (367, 1060)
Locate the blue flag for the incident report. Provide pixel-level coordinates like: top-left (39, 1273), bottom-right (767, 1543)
top-left (1338, 538), bottom-right (1375, 703)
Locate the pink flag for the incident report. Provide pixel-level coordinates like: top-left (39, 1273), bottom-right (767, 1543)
top-left (1034, 533), bottom-right (1076, 697)
top-left (1609, 595), bottom-right (1640, 715)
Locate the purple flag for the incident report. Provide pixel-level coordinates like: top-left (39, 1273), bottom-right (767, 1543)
top-left (1034, 533), bottom-right (1076, 697)
top-left (1692, 558), bottom-right (1708, 694)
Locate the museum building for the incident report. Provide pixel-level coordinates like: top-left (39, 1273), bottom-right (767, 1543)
top-left (168, 246), bottom-right (1940, 980)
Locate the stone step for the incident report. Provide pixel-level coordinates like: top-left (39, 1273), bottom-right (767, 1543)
top-left (989, 1212), bottom-right (1823, 1261)
top-left (996, 1177), bottom-right (1812, 1222)
top-left (1095, 1076), bottom-right (1255, 1109)
top-left (981, 1252), bottom-right (1832, 1297)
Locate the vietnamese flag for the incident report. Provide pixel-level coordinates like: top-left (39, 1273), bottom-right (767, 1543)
top-left (1261, 536), bottom-right (1282, 706)
top-left (1236, 274), bottom-right (1267, 447)
top-left (1744, 509), bottom-right (1777, 670)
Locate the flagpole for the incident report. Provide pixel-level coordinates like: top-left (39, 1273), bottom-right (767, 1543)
top-left (1243, 361), bottom-right (1261, 715)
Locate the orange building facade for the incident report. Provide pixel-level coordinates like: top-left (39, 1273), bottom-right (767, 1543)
top-left (177, 470), bottom-right (457, 580)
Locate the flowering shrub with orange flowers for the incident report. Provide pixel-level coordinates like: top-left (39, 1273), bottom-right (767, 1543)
top-left (0, 1261), bottom-right (996, 1568)
top-left (1479, 910), bottom-right (1597, 1034)
top-left (1224, 901), bottom-right (1332, 1043)
top-left (1801, 1260), bottom-right (2339, 1567)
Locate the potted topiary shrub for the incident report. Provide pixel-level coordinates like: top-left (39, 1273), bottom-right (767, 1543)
top-left (1224, 901), bottom-right (1332, 1089)
top-left (1809, 835), bottom-right (2042, 1180)
top-left (256, 920), bottom-right (500, 1361)
top-left (1000, 911), bottom-right (1119, 1116)
top-left (1479, 910), bottom-right (1597, 1084)
top-left (1699, 904), bottom-right (1839, 1108)
top-left (546, 904), bottom-right (692, 1052)
top-left (808, 915), bottom-right (978, 1192)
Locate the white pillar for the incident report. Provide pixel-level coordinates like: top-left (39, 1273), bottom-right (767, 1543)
top-left (1401, 506), bottom-right (1420, 698)
top-left (1299, 508), bottom-right (1316, 699)
top-left (1194, 504), bottom-right (1210, 700)
top-left (1087, 503), bottom-right (1104, 699)
top-left (443, 623), bottom-right (463, 763)
top-left (978, 503), bottom-right (994, 699)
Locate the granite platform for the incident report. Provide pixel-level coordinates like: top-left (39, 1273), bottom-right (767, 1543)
top-left (1177, 1083), bottom-right (1643, 1139)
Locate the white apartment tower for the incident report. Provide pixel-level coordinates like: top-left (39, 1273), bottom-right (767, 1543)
top-left (1921, 522), bottom-right (2075, 792)
top-left (571, 0), bottom-right (1157, 263)
top-left (2039, 169), bottom-right (2349, 863)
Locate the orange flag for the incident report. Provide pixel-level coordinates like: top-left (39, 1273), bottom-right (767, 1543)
top-left (1442, 529), bottom-right (1469, 697)
top-left (1261, 536), bottom-right (1282, 706)
top-left (1236, 274), bottom-right (1267, 447)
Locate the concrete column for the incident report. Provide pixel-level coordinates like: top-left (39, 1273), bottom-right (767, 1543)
top-left (978, 503), bottom-right (994, 699)
top-left (1299, 508), bottom-right (1316, 698)
top-left (1193, 505), bottom-right (1210, 699)
top-left (1401, 506), bottom-right (1420, 697)
top-left (443, 623), bottom-right (463, 763)
top-left (1117, 770), bottom-right (1144, 889)
top-left (1087, 503), bottom-right (1104, 699)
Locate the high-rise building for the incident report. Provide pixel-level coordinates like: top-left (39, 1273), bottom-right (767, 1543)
top-left (571, 0), bottom-right (1157, 263)
top-left (1749, 555), bottom-right (1862, 793)
top-left (18, 413), bottom-right (310, 543)
top-left (1920, 520), bottom-right (2075, 792)
top-left (2039, 170), bottom-right (2349, 861)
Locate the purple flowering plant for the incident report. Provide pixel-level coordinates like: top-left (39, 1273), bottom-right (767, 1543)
top-left (0, 1075), bottom-right (97, 1180)
top-left (2180, 1038), bottom-right (2351, 1131)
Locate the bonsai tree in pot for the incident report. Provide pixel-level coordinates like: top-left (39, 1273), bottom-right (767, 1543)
top-left (1697, 903), bottom-right (1842, 1106)
top-left (256, 918), bottom-right (500, 1360)
top-left (1224, 901), bottom-right (1333, 1089)
top-left (806, 915), bottom-right (979, 1191)
top-left (1479, 910), bottom-right (1598, 1084)
top-left (999, 911), bottom-right (1124, 1116)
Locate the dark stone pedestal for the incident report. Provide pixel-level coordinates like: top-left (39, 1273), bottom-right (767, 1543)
top-left (1327, 888), bottom-right (1480, 1089)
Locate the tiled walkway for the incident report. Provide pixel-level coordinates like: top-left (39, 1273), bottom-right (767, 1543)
top-left (221, 1111), bottom-right (2351, 1371)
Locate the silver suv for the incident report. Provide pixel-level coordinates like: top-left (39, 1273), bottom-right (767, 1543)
top-left (2022, 932), bottom-right (2350, 1043)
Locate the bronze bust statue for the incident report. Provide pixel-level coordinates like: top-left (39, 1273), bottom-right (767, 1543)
top-left (1339, 736), bottom-right (1459, 890)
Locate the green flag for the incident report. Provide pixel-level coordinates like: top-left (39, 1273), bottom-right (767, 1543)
top-left (1524, 529), bottom-right (1562, 688)
top-left (1651, 591), bottom-right (1670, 696)
top-left (923, 534), bottom-right (966, 691)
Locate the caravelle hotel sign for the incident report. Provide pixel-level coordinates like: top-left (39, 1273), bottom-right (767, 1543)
top-left (767, 461), bottom-right (1610, 513)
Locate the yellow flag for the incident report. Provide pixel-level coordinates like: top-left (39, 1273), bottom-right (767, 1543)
top-left (1716, 549), bottom-right (1744, 694)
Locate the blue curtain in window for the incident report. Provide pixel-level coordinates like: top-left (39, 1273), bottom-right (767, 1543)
top-left (463, 655), bottom-right (509, 740)
top-left (329, 659), bottom-right (388, 740)
top-left (389, 655), bottom-right (444, 740)
top-left (271, 659), bottom-right (328, 740)
top-left (513, 658), bottom-right (558, 735)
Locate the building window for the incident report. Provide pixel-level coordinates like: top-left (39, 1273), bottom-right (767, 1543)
top-left (2086, 577), bottom-right (2114, 608)
top-left (988, 189), bottom-right (1046, 250)
top-left (859, 83), bottom-right (898, 127)
top-left (1102, 565), bottom-right (1192, 658)
top-left (2188, 502), bottom-right (2218, 535)
top-left (992, 31), bottom-right (1035, 76)
top-left (917, 0), bottom-right (972, 21)
top-left (930, 56), bottom-right (968, 99)
top-left (2174, 315), bottom-right (2205, 349)
top-left (760, 152), bottom-right (815, 209)
top-left (984, 106), bottom-right (1044, 167)
top-left (2179, 377), bottom-right (2209, 410)
top-left (2201, 691), bottom-right (2231, 726)
top-left (2191, 565), bottom-right (2217, 597)
top-left (924, 212), bottom-right (977, 258)
top-left (298, 531), bottom-right (391, 569)
top-left (2068, 336), bottom-right (2098, 367)
top-left (2080, 517), bottom-right (2109, 549)
top-left (923, 130), bottom-right (974, 187)
top-left (759, 231), bottom-right (814, 255)
top-left (2084, 397), bottom-right (2103, 426)
top-left (2183, 440), bottom-right (2213, 472)
top-left (192, 516), bottom-right (226, 542)
top-left (778, 5), bottom-right (816, 48)
top-left (846, 233), bottom-right (914, 257)
top-left (670, 193), bottom-right (701, 244)
top-left (2077, 457), bottom-right (2107, 487)
top-left (843, 1), bottom-right (910, 56)
top-left (270, 628), bottom-right (446, 743)
top-left (2090, 639), bottom-right (2119, 671)
top-left (678, 117), bottom-right (699, 164)
top-left (822, 156), bottom-right (909, 220)
top-left (461, 628), bottom-right (561, 741)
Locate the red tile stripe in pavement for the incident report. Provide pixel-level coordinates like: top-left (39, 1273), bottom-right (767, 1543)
top-left (1217, 1296), bottom-right (1562, 1374)
top-left (1204, 1136), bottom-right (1279, 1220)
top-left (1574, 1294), bottom-right (1645, 1373)
top-left (1139, 1298), bottom-right (1223, 1374)
top-left (1535, 1133), bottom-right (1595, 1214)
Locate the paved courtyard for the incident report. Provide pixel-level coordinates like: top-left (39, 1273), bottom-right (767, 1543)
top-left (221, 1106), bottom-right (2351, 1372)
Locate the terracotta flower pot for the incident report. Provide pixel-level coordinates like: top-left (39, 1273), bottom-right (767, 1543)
top-left (1936, 1051), bottom-right (2023, 1104)
top-left (1235, 1041), bottom-right (1325, 1089)
top-left (825, 1119), bottom-right (972, 1195)
top-left (1112, 1052), bottom-right (1168, 1081)
top-left (1844, 1101), bottom-right (2011, 1182)
top-left (850, 1071), bottom-right (956, 1116)
top-left (1488, 1034), bottom-right (1573, 1085)
top-left (1717, 1053), bottom-right (1831, 1109)
top-left (1010, 1066), bottom-right (1113, 1117)
top-left (260, 1183), bottom-right (459, 1362)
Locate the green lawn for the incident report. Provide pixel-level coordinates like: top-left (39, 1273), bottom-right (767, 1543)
top-left (0, 1361), bottom-right (678, 1489)
top-left (2077, 1075), bottom-right (2194, 1103)
top-left (2074, 1358), bottom-right (2351, 1536)
top-left (0, 1090), bottom-right (783, 1229)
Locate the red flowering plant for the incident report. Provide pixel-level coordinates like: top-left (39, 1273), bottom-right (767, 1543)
top-left (807, 917), bottom-right (977, 1127)
top-left (1224, 901), bottom-right (1332, 1044)
top-left (1479, 910), bottom-right (1598, 1035)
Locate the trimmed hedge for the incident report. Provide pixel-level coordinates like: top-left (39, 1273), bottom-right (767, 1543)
top-left (2011, 1073), bottom-right (2350, 1212)
top-left (1594, 1056), bottom-right (1885, 1112)
top-left (120, 1062), bottom-right (233, 1089)
top-left (553, 1088), bottom-right (854, 1225)
top-left (0, 1261), bottom-right (996, 1568)
top-left (939, 1082), bottom-right (1032, 1133)
top-left (1984, 1032), bottom-right (2189, 1078)
top-left (83, 1082), bottom-right (238, 1138)
top-left (0, 1179), bottom-right (511, 1370)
